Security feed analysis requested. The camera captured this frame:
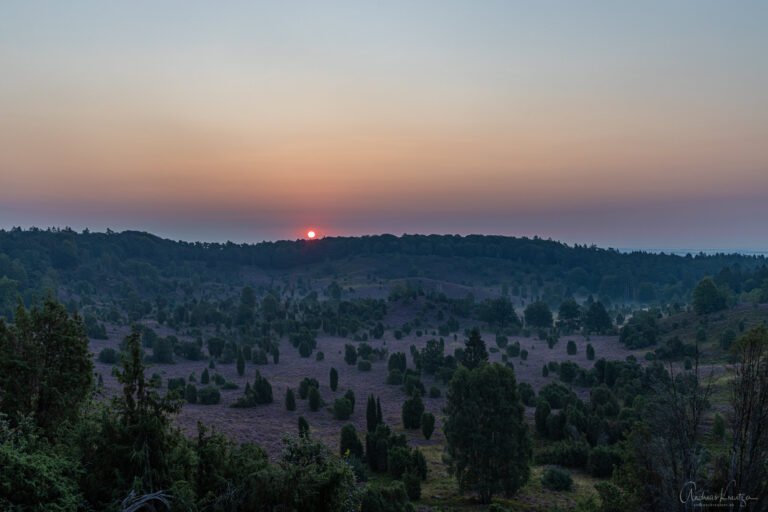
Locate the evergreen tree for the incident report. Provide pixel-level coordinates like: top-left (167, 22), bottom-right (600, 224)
top-left (376, 397), bottom-right (383, 425)
top-left (421, 412), bottom-right (435, 440)
top-left (285, 388), bottom-right (296, 411)
top-left (298, 416), bottom-right (310, 437)
top-left (444, 363), bottom-right (532, 504)
top-left (462, 329), bottom-right (488, 369)
top-left (201, 368), bottom-right (210, 385)
top-left (330, 367), bottom-right (338, 391)
top-left (340, 424), bottom-right (363, 459)
top-left (309, 386), bottom-right (321, 412)
top-left (366, 395), bottom-right (378, 432)
top-left (0, 298), bottom-right (93, 437)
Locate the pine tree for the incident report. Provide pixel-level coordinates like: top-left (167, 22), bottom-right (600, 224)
top-left (201, 368), bottom-right (210, 384)
top-left (376, 397), bottom-right (383, 425)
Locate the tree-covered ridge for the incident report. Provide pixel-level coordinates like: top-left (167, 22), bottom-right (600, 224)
top-left (1, 228), bottom-right (764, 314)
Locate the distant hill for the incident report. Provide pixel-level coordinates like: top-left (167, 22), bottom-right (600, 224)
top-left (0, 228), bottom-right (765, 317)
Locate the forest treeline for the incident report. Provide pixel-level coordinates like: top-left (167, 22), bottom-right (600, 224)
top-left (1, 228), bottom-right (765, 316)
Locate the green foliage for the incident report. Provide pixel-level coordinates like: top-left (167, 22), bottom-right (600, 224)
top-left (298, 377), bottom-right (319, 399)
top-left (330, 367), bottom-right (339, 391)
top-left (586, 343), bottom-right (595, 360)
top-left (298, 416), bottom-right (310, 437)
top-left (421, 412), bottom-right (435, 439)
top-left (0, 299), bottom-right (93, 437)
top-left (402, 468), bottom-right (421, 501)
top-left (541, 467), bottom-right (573, 491)
top-left (429, 386), bottom-right (441, 398)
top-left (185, 383), bottom-right (197, 404)
top-left (201, 367), bottom-right (210, 384)
top-left (152, 336), bottom-right (174, 363)
top-left (334, 398), bottom-right (353, 420)
top-left (198, 386), bottom-right (221, 405)
top-left (583, 301), bottom-right (612, 333)
top-left (360, 481), bottom-right (414, 512)
top-left (535, 440), bottom-right (590, 468)
top-left (401, 394), bottom-right (424, 429)
top-left (566, 340), bottom-right (577, 355)
top-left (619, 310), bottom-right (659, 349)
top-left (286, 388), bottom-right (296, 411)
top-left (443, 363), bottom-right (531, 504)
top-left (462, 329), bottom-right (488, 369)
top-left (0, 440), bottom-right (81, 512)
top-left (340, 424), bottom-right (363, 459)
top-left (236, 348), bottom-right (245, 376)
top-left (344, 344), bottom-right (358, 365)
top-left (693, 277), bottom-right (727, 315)
top-left (518, 382), bottom-right (536, 406)
top-left (309, 386), bottom-right (321, 411)
top-left (357, 360), bottom-right (372, 371)
top-left (713, 412), bottom-right (725, 439)
top-left (98, 347), bottom-right (118, 364)
top-left (232, 371), bottom-right (273, 407)
top-left (588, 445), bottom-right (622, 478)
top-left (524, 301), bottom-right (553, 328)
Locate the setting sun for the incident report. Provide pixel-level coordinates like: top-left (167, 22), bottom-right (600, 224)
top-left (307, 230), bottom-right (316, 239)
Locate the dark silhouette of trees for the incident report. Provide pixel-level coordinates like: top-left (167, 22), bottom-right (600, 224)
top-left (443, 363), bottom-right (531, 504)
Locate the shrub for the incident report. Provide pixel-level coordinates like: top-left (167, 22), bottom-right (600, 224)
top-left (520, 349), bottom-right (528, 360)
top-left (285, 388), bottom-right (296, 411)
top-left (185, 383), bottom-right (198, 404)
top-left (298, 377), bottom-right (319, 399)
top-left (402, 468), bottom-right (421, 501)
top-left (541, 467), bottom-right (573, 491)
top-left (495, 334), bottom-right (509, 349)
top-left (167, 377), bottom-right (186, 393)
top-left (344, 344), bottom-right (358, 365)
top-left (535, 441), bottom-right (589, 468)
top-left (344, 389), bottom-right (356, 411)
top-left (309, 386), bottom-right (321, 411)
top-left (518, 382), bottom-right (536, 406)
top-left (98, 347), bottom-right (118, 364)
top-left (315, 350), bottom-right (325, 361)
top-left (402, 395), bottom-right (424, 429)
top-left (566, 340), bottom-right (577, 355)
top-left (198, 386), bottom-right (221, 405)
top-left (340, 424), bottom-right (363, 458)
top-left (329, 367), bottom-right (339, 391)
top-left (713, 413), bottom-right (725, 439)
top-left (298, 416), bottom-right (310, 437)
top-left (586, 343), bottom-right (595, 361)
top-left (589, 446), bottom-right (622, 478)
top-left (387, 369), bottom-right (404, 385)
top-left (429, 386), bottom-right (441, 398)
top-left (358, 360), bottom-right (372, 372)
top-left (298, 340), bottom-right (312, 358)
top-left (201, 368), bottom-right (210, 384)
top-left (334, 398), bottom-right (353, 420)
top-left (253, 349), bottom-right (268, 365)
top-left (387, 446), bottom-right (413, 479)
top-left (421, 412), bottom-right (435, 439)
top-left (360, 481), bottom-right (413, 512)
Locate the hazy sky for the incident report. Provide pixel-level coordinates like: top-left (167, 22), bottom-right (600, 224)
top-left (1, 1), bottom-right (767, 249)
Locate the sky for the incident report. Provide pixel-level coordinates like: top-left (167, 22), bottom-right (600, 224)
top-left (1, 1), bottom-right (767, 250)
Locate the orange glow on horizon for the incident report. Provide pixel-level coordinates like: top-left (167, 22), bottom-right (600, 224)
top-left (307, 230), bottom-right (316, 239)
